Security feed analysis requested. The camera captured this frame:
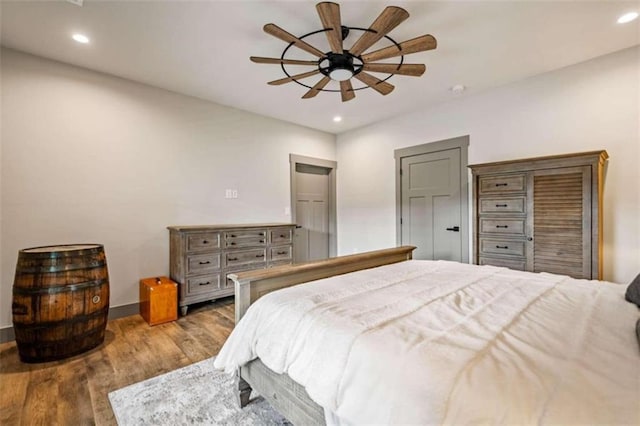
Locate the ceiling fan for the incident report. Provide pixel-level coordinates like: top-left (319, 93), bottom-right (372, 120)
top-left (250, 1), bottom-right (437, 102)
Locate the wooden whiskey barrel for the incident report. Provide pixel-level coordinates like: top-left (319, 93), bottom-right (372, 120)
top-left (11, 244), bottom-right (110, 363)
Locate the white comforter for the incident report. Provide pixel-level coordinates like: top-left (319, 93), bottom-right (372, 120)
top-left (214, 260), bottom-right (640, 425)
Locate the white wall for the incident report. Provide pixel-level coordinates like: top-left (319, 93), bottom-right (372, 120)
top-left (337, 46), bottom-right (640, 284)
top-left (0, 48), bottom-right (336, 329)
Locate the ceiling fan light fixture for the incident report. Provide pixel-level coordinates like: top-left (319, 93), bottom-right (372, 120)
top-left (329, 67), bottom-right (354, 81)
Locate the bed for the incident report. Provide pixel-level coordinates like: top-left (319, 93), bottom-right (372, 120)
top-left (215, 246), bottom-right (640, 425)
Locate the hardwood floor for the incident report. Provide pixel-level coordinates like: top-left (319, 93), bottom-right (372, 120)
top-left (0, 298), bottom-right (235, 426)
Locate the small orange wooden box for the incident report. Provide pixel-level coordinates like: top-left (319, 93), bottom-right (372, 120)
top-left (139, 276), bottom-right (178, 326)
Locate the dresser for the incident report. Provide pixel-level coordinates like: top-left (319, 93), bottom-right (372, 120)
top-left (469, 151), bottom-right (608, 280)
top-left (168, 223), bottom-right (296, 315)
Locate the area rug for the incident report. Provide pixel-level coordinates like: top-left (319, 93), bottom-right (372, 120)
top-left (108, 357), bottom-right (290, 425)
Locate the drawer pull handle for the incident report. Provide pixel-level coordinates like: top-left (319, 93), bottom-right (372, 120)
top-left (496, 225), bottom-right (509, 229)
top-left (202, 240), bottom-right (209, 244)
top-left (230, 242), bottom-right (236, 245)
top-left (495, 183), bottom-right (508, 187)
top-left (496, 245), bottom-right (509, 249)
top-left (228, 257), bottom-right (238, 261)
top-left (255, 254), bottom-right (264, 258)
top-left (259, 233), bottom-right (265, 236)
top-left (259, 240), bottom-right (265, 243)
top-left (230, 234), bottom-right (236, 238)
top-left (199, 261), bottom-right (211, 265)
top-left (279, 234), bottom-right (286, 238)
top-left (495, 204), bottom-right (508, 208)
top-left (277, 251), bottom-right (287, 255)
top-left (198, 281), bottom-right (211, 286)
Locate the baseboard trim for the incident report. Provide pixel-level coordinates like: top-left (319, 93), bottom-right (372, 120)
top-left (0, 326), bottom-right (15, 344)
top-left (0, 302), bottom-right (140, 344)
top-left (108, 302), bottom-right (140, 321)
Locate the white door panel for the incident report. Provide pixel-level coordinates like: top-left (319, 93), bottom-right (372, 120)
top-left (401, 148), bottom-right (462, 261)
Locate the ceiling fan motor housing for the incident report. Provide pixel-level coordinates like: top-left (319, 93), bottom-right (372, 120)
top-left (320, 51), bottom-right (363, 81)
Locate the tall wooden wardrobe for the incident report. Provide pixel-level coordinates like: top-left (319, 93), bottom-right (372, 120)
top-left (469, 151), bottom-right (608, 280)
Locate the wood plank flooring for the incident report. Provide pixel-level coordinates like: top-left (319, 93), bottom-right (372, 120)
top-left (0, 298), bottom-right (235, 426)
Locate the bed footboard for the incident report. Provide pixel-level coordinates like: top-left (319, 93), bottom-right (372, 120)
top-left (229, 245), bottom-right (416, 323)
top-left (238, 358), bottom-right (325, 425)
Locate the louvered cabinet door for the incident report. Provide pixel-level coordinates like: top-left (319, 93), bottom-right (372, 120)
top-left (527, 166), bottom-right (592, 279)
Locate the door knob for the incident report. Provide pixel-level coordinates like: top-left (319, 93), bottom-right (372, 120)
top-left (446, 226), bottom-right (460, 232)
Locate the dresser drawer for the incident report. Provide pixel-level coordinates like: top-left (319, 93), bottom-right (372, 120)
top-left (479, 197), bottom-right (525, 214)
top-left (480, 238), bottom-right (525, 257)
top-left (479, 174), bottom-right (526, 194)
top-left (269, 245), bottom-right (293, 262)
top-left (226, 248), bottom-right (267, 268)
top-left (479, 256), bottom-right (526, 271)
top-left (269, 260), bottom-right (293, 269)
top-left (270, 228), bottom-right (293, 244)
top-left (225, 229), bottom-right (267, 248)
top-left (479, 218), bottom-right (525, 235)
top-left (186, 253), bottom-right (221, 275)
top-left (186, 274), bottom-right (221, 295)
top-left (187, 233), bottom-right (221, 252)
top-left (223, 265), bottom-right (261, 289)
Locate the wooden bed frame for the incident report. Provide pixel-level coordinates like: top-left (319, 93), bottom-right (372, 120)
top-left (228, 245), bottom-right (416, 425)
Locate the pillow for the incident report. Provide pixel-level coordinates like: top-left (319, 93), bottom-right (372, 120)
top-left (625, 273), bottom-right (640, 307)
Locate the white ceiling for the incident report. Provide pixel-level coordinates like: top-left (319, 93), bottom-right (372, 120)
top-left (1, 0), bottom-right (639, 134)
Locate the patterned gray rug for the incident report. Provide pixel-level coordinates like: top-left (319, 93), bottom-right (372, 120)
top-left (108, 357), bottom-right (290, 425)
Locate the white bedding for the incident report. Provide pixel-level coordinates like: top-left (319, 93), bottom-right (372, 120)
top-left (214, 260), bottom-right (640, 425)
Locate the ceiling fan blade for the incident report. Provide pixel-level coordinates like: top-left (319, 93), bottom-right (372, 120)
top-left (362, 63), bottom-right (426, 77)
top-left (349, 6), bottom-right (409, 56)
top-left (361, 35), bottom-right (437, 62)
top-left (268, 69), bottom-right (321, 85)
top-left (263, 23), bottom-right (325, 58)
top-left (302, 76), bottom-right (331, 99)
top-left (316, 2), bottom-right (343, 54)
top-left (250, 56), bottom-right (318, 66)
top-left (340, 80), bottom-right (355, 102)
top-left (354, 71), bottom-right (395, 95)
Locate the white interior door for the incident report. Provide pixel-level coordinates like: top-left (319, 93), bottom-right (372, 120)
top-left (294, 163), bottom-right (330, 262)
top-left (400, 148), bottom-right (463, 261)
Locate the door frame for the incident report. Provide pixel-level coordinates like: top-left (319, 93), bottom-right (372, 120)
top-left (394, 135), bottom-right (470, 263)
top-left (289, 154), bottom-right (338, 258)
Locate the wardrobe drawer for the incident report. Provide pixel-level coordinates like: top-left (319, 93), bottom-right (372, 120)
top-left (187, 233), bottom-right (221, 252)
top-left (269, 245), bottom-right (292, 262)
top-left (480, 238), bottom-right (525, 257)
top-left (270, 228), bottom-right (293, 244)
top-left (479, 197), bottom-right (525, 214)
top-left (479, 218), bottom-right (525, 235)
top-left (186, 274), bottom-right (221, 295)
top-left (479, 174), bottom-right (526, 194)
top-left (186, 253), bottom-right (221, 275)
top-left (479, 256), bottom-right (526, 271)
top-left (225, 248), bottom-right (267, 268)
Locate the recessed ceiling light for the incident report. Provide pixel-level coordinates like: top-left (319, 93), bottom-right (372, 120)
top-left (617, 12), bottom-right (638, 24)
top-left (72, 33), bottom-right (90, 44)
top-left (450, 84), bottom-right (466, 94)
top-left (333, 116), bottom-right (342, 123)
